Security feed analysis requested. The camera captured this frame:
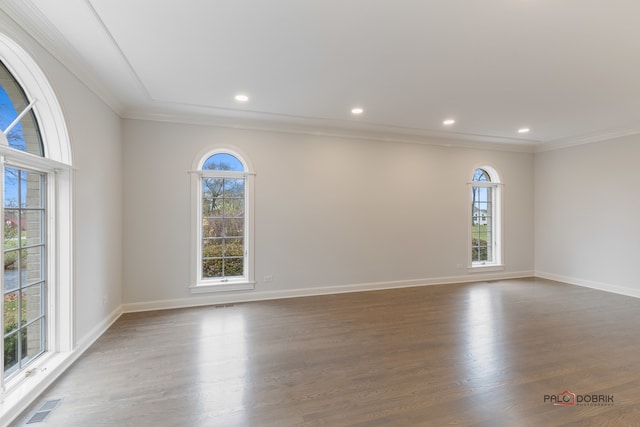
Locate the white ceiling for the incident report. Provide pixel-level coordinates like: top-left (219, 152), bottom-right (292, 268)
top-left (4, 0), bottom-right (640, 150)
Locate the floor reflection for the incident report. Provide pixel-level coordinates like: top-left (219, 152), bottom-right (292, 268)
top-left (464, 286), bottom-right (502, 377)
top-left (198, 309), bottom-right (248, 422)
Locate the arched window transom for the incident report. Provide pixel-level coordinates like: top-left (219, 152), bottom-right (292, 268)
top-left (0, 60), bottom-right (43, 156)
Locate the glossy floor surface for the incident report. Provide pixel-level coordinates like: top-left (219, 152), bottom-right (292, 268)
top-left (13, 278), bottom-right (640, 426)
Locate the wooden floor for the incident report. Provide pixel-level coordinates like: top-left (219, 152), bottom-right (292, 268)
top-left (12, 278), bottom-right (640, 426)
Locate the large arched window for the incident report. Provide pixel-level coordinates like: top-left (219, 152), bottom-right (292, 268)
top-left (469, 166), bottom-right (503, 269)
top-left (190, 149), bottom-right (254, 293)
top-left (0, 33), bottom-right (73, 408)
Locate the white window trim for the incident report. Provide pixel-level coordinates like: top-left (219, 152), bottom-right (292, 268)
top-left (0, 152), bottom-right (66, 380)
top-left (0, 144), bottom-right (74, 421)
top-left (189, 149), bottom-right (255, 294)
top-left (0, 33), bottom-right (73, 424)
top-left (467, 171), bottom-right (504, 272)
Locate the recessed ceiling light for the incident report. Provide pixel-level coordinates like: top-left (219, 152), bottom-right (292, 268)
top-left (443, 119), bottom-right (455, 125)
top-left (518, 127), bottom-right (530, 134)
top-left (235, 94), bottom-right (249, 102)
top-left (351, 107), bottom-right (364, 115)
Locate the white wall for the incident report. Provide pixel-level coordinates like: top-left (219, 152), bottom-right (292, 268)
top-left (535, 135), bottom-right (640, 296)
top-left (123, 119), bottom-right (534, 307)
top-left (53, 71), bottom-right (123, 342)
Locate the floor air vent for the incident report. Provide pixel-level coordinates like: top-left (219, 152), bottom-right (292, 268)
top-left (26, 399), bottom-right (62, 424)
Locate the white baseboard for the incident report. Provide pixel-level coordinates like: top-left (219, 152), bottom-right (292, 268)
top-left (74, 305), bottom-right (123, 354)
top-left (535, 271), bottom-right (640, 299)
top-left (0, 305), bottom-right (123, 426)
top-left (122, 270), bottom-right (535, 313)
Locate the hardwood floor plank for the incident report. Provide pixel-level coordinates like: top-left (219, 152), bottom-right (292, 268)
top-left (11, 278), bottom-right (640, 426)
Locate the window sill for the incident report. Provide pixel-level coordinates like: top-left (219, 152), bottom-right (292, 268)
top-left (467, 264), bottom-right (505, 273)
top-left (189, 281), bottom-right (255, 294)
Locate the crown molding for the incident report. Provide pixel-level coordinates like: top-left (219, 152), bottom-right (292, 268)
top-left (0, 0), bottom-right (125, 114)
top-left (535, 124), bottom-right (640, 153)
top-left (123, 108), bottom-right (538, 153)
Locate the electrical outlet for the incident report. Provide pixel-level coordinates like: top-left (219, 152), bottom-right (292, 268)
top-left (263, 275), bottom-right (273, 282)
top-left (456, 264), bottom-right (463, 269)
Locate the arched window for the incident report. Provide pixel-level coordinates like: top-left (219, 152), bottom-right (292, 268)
top-left (191, 150), bottom-right (254, 292)
top-left (469, 167), bottom-right (503, 269)
top-left (0, 61), bottom-right (43, 155)
top-left (0, 33), bottom-right (73, 400)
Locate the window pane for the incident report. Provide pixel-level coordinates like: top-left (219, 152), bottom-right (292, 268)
top-left (202, 178), bottom-right (223, 200)
top-left (4, 209), bottom-right (19, 232)
top-left (223, 179), bottom-right (244, 198)
top-left (477, 244), bottom-right (488, 261)
top-left (203, 258), bottom-right (223, 278)
top-left (25, 245), bottom-right (45, 285)
top-left (203, 239), bottom-right (223, 257)
top-left (22, 319), bottom-right (44, 366)
top-left (484, 188), bottom-right (493, 200)
top-left (223, 199), bottom-right (244, 217)
top-left (4, 168), bottom-right (19, 207)
top-left (472, 168), bottom-right (490, 182)
top-left (203, 218), bottom-right (224, 238)
top-left (3, 291), bottom-right (19, 333)
top-left (476, 189), bottom-right (488, 203)
top-left (213, 200), bottom-right (225, 218)
top-left (202, 153), bottom-right (244, 171)
top-left (0, 61), bottom-right (44, 156)
top-left (202, 198), bottom-right (222, 217)
top-left (224, 218), bottom-right (244, 237)
top-left (4, 249), bottom-right (20, 277)
top-left (224, 258), bottom-right (244, 277)
top-left (22, 283), bottom-right (43, 324)
top-left (21, 170), bottom-right (44, 208)
top-left (24, 210), bottom-right (44, 246)
top-left (225, 238), bottom-right (244, 257)
top-left (4, 332), bottom-right (19, 373)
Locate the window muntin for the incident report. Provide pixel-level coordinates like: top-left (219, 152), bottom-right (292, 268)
top-left (194, 151), bottom-right (253, 288)
top-left (470, 167), bottom-right (501, 267)
top-left (3, 167), bottom-right (46, 378)
top-left (1, 60), bottom-right (49, 379)
top-left (0, 61), bottom-right (44, 156)
top-left (202, 175), bottom-right (245, 279)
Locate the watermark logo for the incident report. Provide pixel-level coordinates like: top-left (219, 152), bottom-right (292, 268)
top-left (547, 390), bottom-right (576, 406)
top-left (544, 390), bottom-right (614, 407)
